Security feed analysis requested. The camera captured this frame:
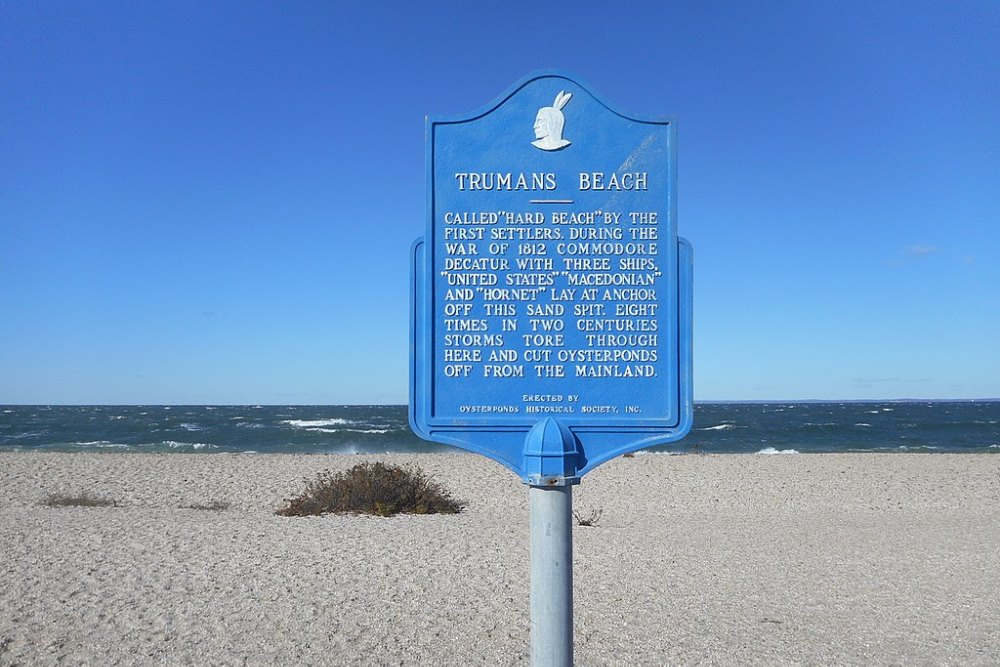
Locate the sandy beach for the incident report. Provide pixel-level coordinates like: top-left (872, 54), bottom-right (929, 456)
top-left (1, 452), bottom-right (998, 666)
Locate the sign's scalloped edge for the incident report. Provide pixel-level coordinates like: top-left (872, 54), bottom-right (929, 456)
top-left (425, 69), bottom-right (676, 129)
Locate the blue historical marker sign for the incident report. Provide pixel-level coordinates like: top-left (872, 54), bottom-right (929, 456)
top-left (411, 70), bottom-right (692, 483)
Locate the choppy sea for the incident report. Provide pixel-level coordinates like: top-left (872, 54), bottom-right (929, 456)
top-left (1, 402), bottom-right (997, 455)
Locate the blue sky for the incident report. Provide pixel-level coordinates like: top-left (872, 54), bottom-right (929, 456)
top-left (2, 1), bottom-right (997, 404)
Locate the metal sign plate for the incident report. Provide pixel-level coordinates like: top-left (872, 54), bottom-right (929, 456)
top-left (411, 70), bottom-right (692, 481)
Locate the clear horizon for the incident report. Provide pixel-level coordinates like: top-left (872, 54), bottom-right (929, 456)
top-left (3, 398), bottom-right (999, 408)
top-left (2, 2), bottom-right (998, 404)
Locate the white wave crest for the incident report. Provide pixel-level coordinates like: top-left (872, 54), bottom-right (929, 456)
top-left (855, 423), bottom-right (872, 427)
top-left (756, 447), bottom-right (799, 455)
top-left (78, 440), bottom-right (129, 449)
top-left (163, 441), bottom-right (218, 450)
top-left (699, 424), bottom-right (735, 431)
top-left (283, 419), bottom-right (350, 428)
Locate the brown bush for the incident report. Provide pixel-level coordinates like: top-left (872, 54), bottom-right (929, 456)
top-left (44, 493), bottom-right (117, 508)
top-left (183, 500), bottom-right (230, 511)
top-left (276, 462), bottom-right (465, 517)
top-left (573, 508), bottom-right (603, 527)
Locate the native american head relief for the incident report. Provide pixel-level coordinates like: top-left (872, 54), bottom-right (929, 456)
top-left (532, 90), bottom-right (572, 151)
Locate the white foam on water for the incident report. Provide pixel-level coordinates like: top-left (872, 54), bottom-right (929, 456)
top-left (855, 423), bottom-right (872, 427)
top-left (163, 441), bottom-right (218, 450)
top-left (699, 424), bottom-right (735, 431)
top-left (78, 440), bottom-right (129, 449)
top-left (283, 418), bottom-right (351, 428)
top-left (179, 423), bottom-right (204, 431)
top-left (756, 447), bottom-right (799, 455)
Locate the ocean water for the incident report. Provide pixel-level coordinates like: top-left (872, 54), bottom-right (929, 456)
top-left (0, 402), bottom-right (997, 455)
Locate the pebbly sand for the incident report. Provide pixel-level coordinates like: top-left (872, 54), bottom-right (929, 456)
top-left (1, 452), bottom-right (999, 666)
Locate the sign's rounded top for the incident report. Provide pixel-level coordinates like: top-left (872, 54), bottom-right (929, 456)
top-left (429, 69), bottom-right (674, 127)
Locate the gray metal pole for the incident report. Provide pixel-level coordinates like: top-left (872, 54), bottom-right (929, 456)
top-left (530, 484), bottom-right (574, 667)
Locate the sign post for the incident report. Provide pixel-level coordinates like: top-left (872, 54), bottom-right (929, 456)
top-left (411, 70), bottom-right (693, 665)
top-left (530, 483), bottom-right (573, 666)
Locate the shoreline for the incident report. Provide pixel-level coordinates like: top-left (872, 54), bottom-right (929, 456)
top-left (2, 452), bottom-right (999, 665)
top-left (3, 446), bottom-right (998, 456)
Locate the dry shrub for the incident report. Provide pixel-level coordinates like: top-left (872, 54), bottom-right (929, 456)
top-left (573, 508), bottom-right (603, 527)
top-left (184, 501), bottom-right (230, 511)
top-left (44, 493), bottom-right (117, 508)
top-left (276, 462), bottom-right (464, 517)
